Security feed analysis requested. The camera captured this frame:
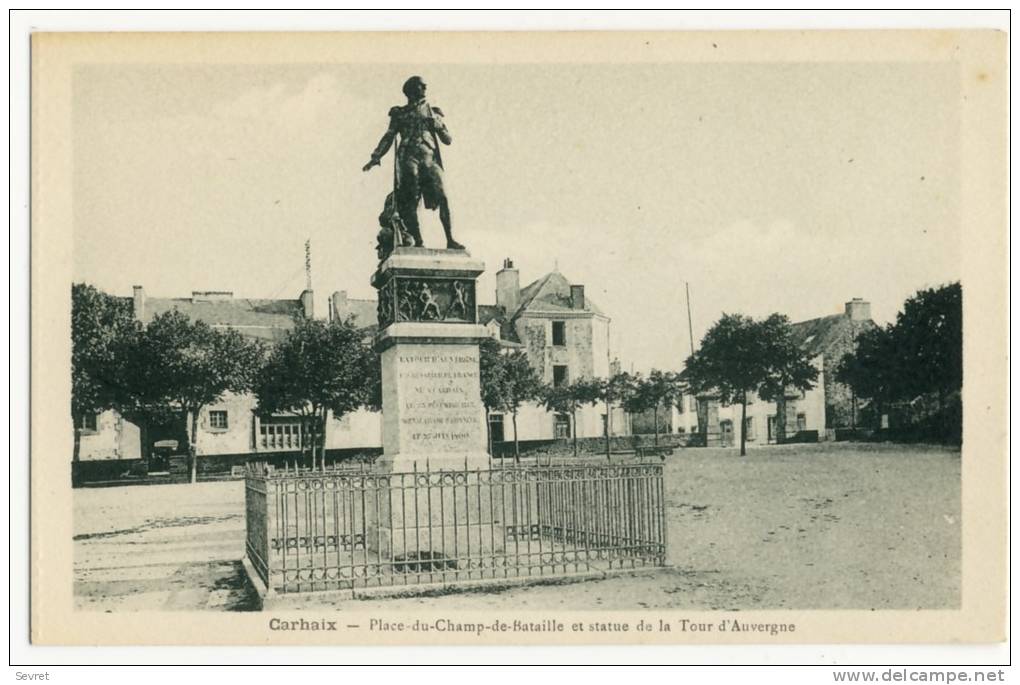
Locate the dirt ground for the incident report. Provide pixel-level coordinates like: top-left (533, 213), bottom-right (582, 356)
top-left (73, 442), bottom-right (961, 612)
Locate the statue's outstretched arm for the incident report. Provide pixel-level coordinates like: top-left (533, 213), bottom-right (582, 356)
top-left (363, 115), bottom-right (398, 171)
top-left (371, 126), bottom-right (397, 160)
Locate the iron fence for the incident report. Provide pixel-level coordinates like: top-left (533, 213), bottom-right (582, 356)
top-left (244, 458), bottom-right (667, 595)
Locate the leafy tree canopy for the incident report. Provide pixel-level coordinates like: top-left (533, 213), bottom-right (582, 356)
top-left (836, 282), bottom-right (961, 408)
top-left (127, 309), bottom-right (264, 415)
top-left (71, 283), bottom-right (136, 421)
top-left (253, 316), bottom-right (374, 419)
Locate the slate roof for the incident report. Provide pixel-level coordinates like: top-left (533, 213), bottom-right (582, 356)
top-left (790, 312), bottom-right (875, 357)
top-left (143, 297), bottom-right (303, 342)
top-left (513, 271), bottom-right (605, 317)
top-left (330, 297), bottom-right (379, 330)
top-left (477, 304), bottom-right (503, 325)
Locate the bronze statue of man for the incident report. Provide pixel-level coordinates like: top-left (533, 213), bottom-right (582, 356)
top-left (363, 76), bottom-right (465, 251)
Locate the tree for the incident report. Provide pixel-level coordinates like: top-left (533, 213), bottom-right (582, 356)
top-left (683, 313), bottom-right (817, 456)
top-left (479, 347), bottom-right (543, 462)
top-left (478, 337), bottom-right (506, 455)
top-left (127, 310), bottom-right (264, 482)
top-left (755, 314), bottom-right (821, 444)
top-left (894, 282), bottom-right (962, 413)
top-left (593, 371), bottom-right (637, 461)
top-left (682, 314), bottom-right (761, 456)
top-left (540, 378), bottom-right (603, 457)
top-left (70, 283), bottom-right (136, 470)
top-left (836, 282), bottom-right (961, 440)
top-left (624, 369), bottom-right (686, 448)
top-left (253, 316), bottom-right (376, 469)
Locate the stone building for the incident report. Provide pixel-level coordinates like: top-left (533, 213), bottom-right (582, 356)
top-left (790, 298), bottom-right (876, 429)
top-left (477, 259), bottom-right (628, 444)
top-left (665, 298), bottom-right (875, 447)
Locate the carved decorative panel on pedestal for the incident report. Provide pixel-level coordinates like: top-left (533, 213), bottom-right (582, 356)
top-left (376, 276), bottom-right (476, 328)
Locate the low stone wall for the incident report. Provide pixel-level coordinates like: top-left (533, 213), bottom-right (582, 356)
top-left (490, 433), bottom-right (688, 459)
top-left (73, 448), bottom-right (384, 487)
top-left (196, 448), bottom-right (382, 476)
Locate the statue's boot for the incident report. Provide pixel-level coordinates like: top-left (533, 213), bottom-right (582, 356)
top-left (446, 239), bottom-right (466, 250)
top-left (408, 226), bottom-right (424, 247)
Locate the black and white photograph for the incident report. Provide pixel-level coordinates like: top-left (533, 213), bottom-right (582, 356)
top-left (25, 27), bottom-right (1007, 650)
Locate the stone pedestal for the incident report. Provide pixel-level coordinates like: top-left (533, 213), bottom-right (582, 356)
top-left (367, 480), bottom-right (508, 559)
top-left (369, 248), bottom-right (504, 560)
top-left (371, 247), bottom-right (491, 472)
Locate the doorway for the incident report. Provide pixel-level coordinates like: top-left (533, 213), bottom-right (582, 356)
top-left (720, 419), bottom-right (734, 447)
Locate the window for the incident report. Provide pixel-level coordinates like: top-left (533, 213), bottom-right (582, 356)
top-left (678, 394), bottom-right (685, 414)
top-left (551, 321), bottom-right (566, 346)
top-left (553, 365), bottom-right (568, 388)
top-left (260, 421), bottom-right (305, 450)
top-left (767, 415), bottom-right (777, 442)
top-left (601, 414), bottom-right (608, 437)
top-left (209, 410), bottom-right (228, 430)
top-left (80, 413), bottom-right (98, 432)
top-left (554, 413), bottom-right (571, 439)
top-left (796, 413), bottom-right (807, 432)
top-left (744, 417), bottom-right (755, 440)
top-left (677, 426), bottom-right (686, 435)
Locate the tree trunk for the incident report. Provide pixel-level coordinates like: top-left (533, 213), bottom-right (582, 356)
top-left (304, 414), bottom-right (314, 469)
top-left (72, 416), bottom-right (82, 487)
top-left (571, 407), bottom-right (578, 457)
top-left (485, 409), bottom-right (492, 456)
top-left (605, 397), bottom-right (612, 462)
top-left (739, 398), bottom-right (747, 457)
top-left (320, 407), bottom-right (329, 470)
top-left (653, 406), bottom-right (659, 448)
top-left (775, 396), bottom-right (787, 445)
top-left (512, 409), bottom-right (520, 464)
top-left (138, 421), bottom-right (148, 466)
top-left (850, 389), bottom-right (857, 431)
top-left (72, 415), bottom-right (82, 463)
top-left (188, 408), bottom-right (199, 484)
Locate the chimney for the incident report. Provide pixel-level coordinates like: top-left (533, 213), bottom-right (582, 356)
top-left (132, 285), bottom-right (145, 322)
top-left (330, 290), bottom-right (348, 322)
top-left (496, 258), bottom-right (520, 315)
top-left (845, 298), bottom-right (871, 322)
top-left (300, 289), bottom-right (314, 319)
top-left (570, 285), bottom-right (585, 310)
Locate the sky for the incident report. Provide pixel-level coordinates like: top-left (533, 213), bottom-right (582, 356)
top-left (72, 61), bottom-right (961, 372)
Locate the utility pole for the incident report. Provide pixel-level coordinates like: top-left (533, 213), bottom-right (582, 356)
top-left (685, 280), bottom-right (696, 357)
